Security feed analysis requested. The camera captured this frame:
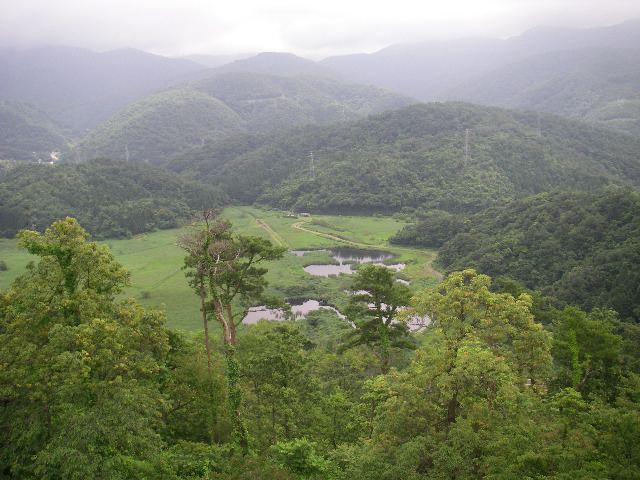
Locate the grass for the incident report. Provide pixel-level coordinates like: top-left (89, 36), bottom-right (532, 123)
top-left (0, 238), bottom-right (34, 290)
top-left (0, 207), bottom-right (440, 331)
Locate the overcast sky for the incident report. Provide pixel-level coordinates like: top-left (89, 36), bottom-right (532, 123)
top-left (1, 0), bottom-right (639, 59)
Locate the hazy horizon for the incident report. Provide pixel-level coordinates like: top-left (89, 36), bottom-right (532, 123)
top-left (1, 0), bottom-right (639, 60)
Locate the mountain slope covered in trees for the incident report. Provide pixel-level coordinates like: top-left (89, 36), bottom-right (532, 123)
top-left (168, 102), bottom-right (640, 214)
top-left (0, 100), bottom-right (71, 161)
top-left (0, 158), bottom-right (227, 238)
top-left (71, 71), bottom-right (416, 163)
top-left (442, 48), bottom-right (640, 137)
top-left (70, 89), bottom-right (245, 164)
top-left (391, 188), bottom-right (640, 321)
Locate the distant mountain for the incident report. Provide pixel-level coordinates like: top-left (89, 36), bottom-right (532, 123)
top-left (167, 102), bottom-right (640, 214)
top-left (0, 46), bottom-right (206, 129)
top-left (72, 71), bottom-right (416, 163)
top-left (441, 48), bottom-right (640, 137)
top-left (0, 100), bottom-right (71, 161)
top-left (320, 19), bottom-right (640, 100)
top-left (211, 52), bottom-right (343, 78)
top-left (181, 53), bottom-right (254, 68)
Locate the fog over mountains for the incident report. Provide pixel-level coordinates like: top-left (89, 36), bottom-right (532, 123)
top-left (0, 18), bottom-right (639, 162)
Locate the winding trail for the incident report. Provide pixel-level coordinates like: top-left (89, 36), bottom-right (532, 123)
top-left (234, 207), bottom-right (443, 282)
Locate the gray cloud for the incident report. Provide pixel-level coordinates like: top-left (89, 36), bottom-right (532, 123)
top-left (1, 0), bottom-right (638, 58)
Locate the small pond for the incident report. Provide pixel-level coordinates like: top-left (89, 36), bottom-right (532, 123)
top-left (296, 247), bottom-right (406, 277)
top-left (243, 299), bottom-right (345, 324)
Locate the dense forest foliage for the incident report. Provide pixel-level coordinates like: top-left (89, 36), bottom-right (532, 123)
top-left (0, 158), bottom-right (227, 238)
top-left (391, 188), bottom-right (640, 322)
top-left (442, 48), bottom-right (640, 137)
top-left (0, 100), bottom-right (72, 161)
top-left (70, 72), bottom-right (415, 164)
top-left (1, 218), bottom-right (638, 479)
top-left (169, 102), bottom-right (640, 214)
top-left (68, 89), bottom-right (245, 164)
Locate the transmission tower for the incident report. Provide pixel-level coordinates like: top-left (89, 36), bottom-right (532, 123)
top-left (464, 129), bottom-right (471, 161)
top-left (309, 151), bottom-right (315, 178)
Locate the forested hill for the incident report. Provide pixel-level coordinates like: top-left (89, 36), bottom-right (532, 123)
top-left (391, 188), bottom-right (640, 322)
top-left (441, 48), bottom-right (640, 137)
top-left (168, 102), bottom-right (640, 214)
top-left (0, 158), bottom-right (228, 238)
top-left (0, 100), bottom-right (72, 161)
top-left (69, 72), bottom-right (416, 164)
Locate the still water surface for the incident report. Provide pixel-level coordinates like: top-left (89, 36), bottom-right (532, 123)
top-left (300, 247), bottom-right (406, 277)
top-left (243, 247), bottom-right (407, 323)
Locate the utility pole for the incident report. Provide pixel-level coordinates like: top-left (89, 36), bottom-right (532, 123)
top-left (125, 144), bottom-right (130, 162)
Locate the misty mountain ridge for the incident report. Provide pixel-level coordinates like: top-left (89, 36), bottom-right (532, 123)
top-left (70, 71), bottom-right (416, 163)
top-left (1, 18), bottom-right (639, 162)
top-left (320, 19), bottom-right (640, 100)
top-left (181, 52), bottom-right (255, 68)
top-left (0, 45), bottom-right (206, 129)
top-left (441, 47), bottom-right (640, 137)
top-left (210, 52), bottom-right (345, 79)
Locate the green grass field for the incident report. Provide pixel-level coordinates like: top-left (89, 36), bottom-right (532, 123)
top-left (0, 208), bottom-right (440, 331)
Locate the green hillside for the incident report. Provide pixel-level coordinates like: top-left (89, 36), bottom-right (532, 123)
top-left (71, 72), bottom-right (416, 163)
top-left (69, 89), bottom-right (245, 163)
top-left (193, 72), bottom-right (415, 132)
top-left (392, 188), bottom-right (640, 322)
top-left (444, 48), bottom-right (640, 137)
top-left (169, 102), bottom-right (640, 214)
top-left (0, 158), bottom-right (228, 238)
top-left (0, 100), bottom-right (71, 161)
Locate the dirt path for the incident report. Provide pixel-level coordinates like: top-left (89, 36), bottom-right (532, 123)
top-left (291, 221), bottom-right (385, 249)
top-left (292, 221), bottom-right (443, 282)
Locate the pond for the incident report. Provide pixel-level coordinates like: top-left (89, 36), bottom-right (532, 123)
top-left (243, 247), bottom-right (409, 324)
top-left (242, 299), bottom-right (345, 324)
top-left (297, 247), bottom-right (406, 277)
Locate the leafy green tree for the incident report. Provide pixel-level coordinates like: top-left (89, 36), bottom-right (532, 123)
top-left (179, 209), bottom-right (286, 452)
top-left (411, 269), bottom-right (553, 386)
top-left (270, 438), bottom-right (329, 479)
top-left (551, 307), bottom-right (622, 397)
top-left (343, 264), bottom-right (413, 374)
top-left (238, 322), bottom-right (322, 450)
top-left (0, 218), bottom-right (172, 478)
top-left (330, 270), bottom-right (553, 479)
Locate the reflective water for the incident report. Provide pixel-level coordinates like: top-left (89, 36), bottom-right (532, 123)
top-left (296, 247), bottom-right (406, 277)
top-left (243, 299), bottom-right (346, 324)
